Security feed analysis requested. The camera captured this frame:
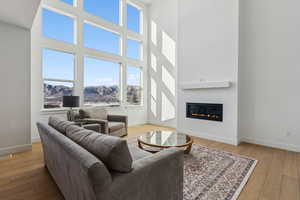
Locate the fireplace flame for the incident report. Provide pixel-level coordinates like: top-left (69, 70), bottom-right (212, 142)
top-left (191, 113), bottom-right (219, 119)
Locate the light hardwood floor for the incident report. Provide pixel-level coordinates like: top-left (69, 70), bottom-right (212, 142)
top-left (0, 124), bottom-right (299, 200)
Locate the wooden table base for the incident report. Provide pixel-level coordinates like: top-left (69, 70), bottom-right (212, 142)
top-left (138, 139), bottom-right (193, 154)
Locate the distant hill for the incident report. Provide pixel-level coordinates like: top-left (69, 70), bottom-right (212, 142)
top-left (44, 83), bottom-right (141, 108)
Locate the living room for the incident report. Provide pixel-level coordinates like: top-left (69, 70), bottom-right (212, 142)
top-left (0, 0), bottom-right (299, 199)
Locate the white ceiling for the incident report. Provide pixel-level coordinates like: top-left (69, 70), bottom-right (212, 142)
top-left (0, 0), bottom-right (41, 29)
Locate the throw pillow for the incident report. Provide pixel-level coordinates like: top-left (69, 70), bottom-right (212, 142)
top-left (48, 116), bottom-right (74, 135)
top-left (79, 107), bottom-right (108, 120)
top-left (66, 125), bottom-right (133, 173)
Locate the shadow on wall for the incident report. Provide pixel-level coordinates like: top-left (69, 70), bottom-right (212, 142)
top-left (149, 20), bottom-right (176, 123)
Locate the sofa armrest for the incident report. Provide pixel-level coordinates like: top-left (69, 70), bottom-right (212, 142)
top-left (110, 148), bottom-right (184, 200)
top-left (108, 115), bottom-right (128, 135)
top-left (77, 119), bottom-right (109, 134)
top-left (108, 115), bottom-right (127, 124)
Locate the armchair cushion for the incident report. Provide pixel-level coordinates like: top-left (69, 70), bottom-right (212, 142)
top-left (79, 107), bottom-right (108, 120)
top-left (48, 116), bottom-right (75, 135)
top-left (66, 125), bottom-right (133, 173)
top-left (108, 122), bottom-right (125, 132)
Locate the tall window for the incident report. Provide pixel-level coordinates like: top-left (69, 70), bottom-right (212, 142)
top-left (84, 23), bottom-right (120, 55)
top-left (127, 66), bottom-right (142, 105)
top-left (127, 4), bottom-right (141, 33)
top-left (84, 0), bottom-right (120, 25)
top-left (84, 57), bottom-right (120, 105)
top-left (41, 0), bottom-right (146, 109)
top-left (42, 49), bottom-right (75, 108)
top-left (43, 9), bottom-right (74, 43)
top-left (127, 39), bottom-right (142, 60)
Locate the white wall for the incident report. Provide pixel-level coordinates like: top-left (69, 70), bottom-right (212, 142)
top-left (148, 0), bottom-right (178, 128)
top-left (0, 0), bottom-right (41, 29)
top-left (239, 0), bottom-right (300, 152)
top-left (177, 0), bottom-right (239, 145)
top-left (0, 21), bottom-right (31, 155)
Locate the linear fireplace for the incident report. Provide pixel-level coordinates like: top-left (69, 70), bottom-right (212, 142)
top-left (186, 103), bottom-right (223, 122)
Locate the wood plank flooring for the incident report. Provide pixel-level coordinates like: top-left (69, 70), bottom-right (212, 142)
top-left (0, 124), bottom-right (299, 200)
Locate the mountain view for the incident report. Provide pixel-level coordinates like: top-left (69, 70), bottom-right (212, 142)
top-left (44, 83), bottom-right (141, 108)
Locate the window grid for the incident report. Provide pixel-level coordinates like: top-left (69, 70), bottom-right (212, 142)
top-left (41, 0), bottom-right (146, 109)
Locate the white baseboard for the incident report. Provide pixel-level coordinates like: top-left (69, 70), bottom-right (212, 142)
top-left (178, 128), bottom-right (239, 146)
top-left (0, 144), bottom-right (32, 156)
top-left (241, 137), bottom-right (300, 152)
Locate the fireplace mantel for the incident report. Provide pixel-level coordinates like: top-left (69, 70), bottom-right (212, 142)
top-left (180, 81), bottom-right (231, 90)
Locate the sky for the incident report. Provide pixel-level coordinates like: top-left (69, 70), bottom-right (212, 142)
top-left (43, 0), bottom-right (141, 86)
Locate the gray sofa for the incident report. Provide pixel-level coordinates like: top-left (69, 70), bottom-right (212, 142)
top-left (37, 117), bottom-right (183, 200)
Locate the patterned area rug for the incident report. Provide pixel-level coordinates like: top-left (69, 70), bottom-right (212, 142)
top-left (183, 144), bottom-right (257, 200)
top-left (128, 138), bottom-right (257, 200)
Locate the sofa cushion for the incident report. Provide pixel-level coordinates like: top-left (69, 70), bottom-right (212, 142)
top-left (79, 107), bottom-right (108, 120)
top-left (108, 122), bottom-right (125, 132)
top-left (66, 125), bottom-right (133, 173)
top-left (48, 116), bottom-right (74, 135)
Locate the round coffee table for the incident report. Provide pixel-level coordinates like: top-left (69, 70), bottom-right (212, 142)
top-left (137, 130), bottom-right (193, 154)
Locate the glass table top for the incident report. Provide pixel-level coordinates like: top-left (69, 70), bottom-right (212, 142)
top-left (138, 130), bottom-right (190, 147)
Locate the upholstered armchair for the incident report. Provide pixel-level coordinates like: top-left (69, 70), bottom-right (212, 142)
top-left (66, 110), bottom-right (101, 132)
top-left (77, 107), bottom-right (128, 137)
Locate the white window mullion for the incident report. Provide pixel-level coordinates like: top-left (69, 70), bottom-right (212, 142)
top-left (142, 4), bottom-right (148, 67)
top-left (121, 0), bottom-right (128, 106)
top-left (44, 78), bottom-right (74, 83)
top-left (119, 63), bottom-right (124, 104)
top-left (121, 0), bottom-right (127, 58)
top-left (75, 54), bottom-right (84, 106)
top-left (123, 64), bottom-right (128, 105)
top-left (76, 0), bottom-right (84, 107)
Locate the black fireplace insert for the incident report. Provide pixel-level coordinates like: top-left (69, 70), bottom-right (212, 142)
top-left (186, 103), bottom-right (223, 122)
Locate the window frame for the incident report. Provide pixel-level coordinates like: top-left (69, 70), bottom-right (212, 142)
top-left (42, 7), bottom-right (77, 44)
top-left (126, 2), bottom-right (143, 34)
top-left (40, 0), bottom-right (147, 110)
top-left (43, 80), bottom-right (75, 109)
top-left (42, 48), bottom-right (76, 109)
top-left (59, 0), bottom-right (75, 7)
